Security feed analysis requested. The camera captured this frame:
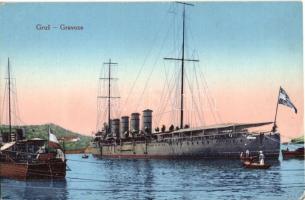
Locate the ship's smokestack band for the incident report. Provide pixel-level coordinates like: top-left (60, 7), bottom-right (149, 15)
top-left (120, 116), bottom-right (129, 138)
top-left (130, 113), bottom-right (140, 134)
top-left (142, 109), bottom-right (153, 134)
top-left (111, 119), bottom-right (120, 139)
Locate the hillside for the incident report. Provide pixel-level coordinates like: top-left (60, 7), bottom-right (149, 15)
top-left (0, 123), bottom-right (91, 150)
top-left (291, 136), bottom-right (304, 144)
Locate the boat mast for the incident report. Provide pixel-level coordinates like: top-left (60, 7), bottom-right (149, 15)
top-left (8, 58), bottom-right (12, 137)
top-left (98, 59), bottom-right (120, 134)
top-left (164, 2), bottom-right (199, 129)
top-left (181, 4), bottom-right (185, 130)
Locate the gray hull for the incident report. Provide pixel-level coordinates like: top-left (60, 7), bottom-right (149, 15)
top-left (91, 132), bottom-right (280, 159)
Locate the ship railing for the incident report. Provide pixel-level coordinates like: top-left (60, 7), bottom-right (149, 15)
top-left (156, 130), bottom-right (273, 143)
top-left (1, 149), bottom-right (42, 163)
top-left (1, 153), bottom-right (16, 163)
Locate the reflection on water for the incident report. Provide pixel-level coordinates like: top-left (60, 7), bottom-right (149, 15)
top-left (1, 179), bottom-right (67, 200)
top-left (1, 155), bottom-right (304, 200)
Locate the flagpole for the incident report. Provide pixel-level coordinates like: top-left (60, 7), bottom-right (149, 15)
top-left (47, 125), bottom-right (50, 151)
top-left (273, 87), bottom-right (281, 131)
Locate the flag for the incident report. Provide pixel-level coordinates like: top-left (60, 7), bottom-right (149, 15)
top-left (278, 87), bottom-right (297, 114)
top-left (48, 128), bottom-right (62, 149)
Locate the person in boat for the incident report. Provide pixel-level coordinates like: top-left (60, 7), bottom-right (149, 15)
top-left (240, 152), bottom-right (244, 159)
top-left (246, 149), bottom-right (250, 158)
top-left (36, 145), bottom-right (46, 159)
top-left (259, 151), bottom-right (265, 165)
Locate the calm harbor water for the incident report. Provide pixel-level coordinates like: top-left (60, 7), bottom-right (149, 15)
top-left (1, 148), bottom-right (304, 200)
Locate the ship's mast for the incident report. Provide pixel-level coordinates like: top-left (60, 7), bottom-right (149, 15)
top-left (164, 2), bottom-right (199, 129)
top-left (98, 59), bottom-right (120, 134)
top-left (8, 58), bottom-right (12, 137)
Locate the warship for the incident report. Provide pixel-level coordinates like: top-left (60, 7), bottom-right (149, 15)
top-left (89, 2), bottom-right (281, 159)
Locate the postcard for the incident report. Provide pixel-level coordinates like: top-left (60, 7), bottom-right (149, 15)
top-left (0, 2), bottom-right (304, 200)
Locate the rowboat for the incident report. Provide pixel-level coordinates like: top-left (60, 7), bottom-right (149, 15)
top-left (243, 161), bottom-right (271, 169)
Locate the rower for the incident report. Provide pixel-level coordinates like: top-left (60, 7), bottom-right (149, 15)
top-left (246, 149), bottom-right (250, 158)
top-left (259, 151), bottom-right (265, 165)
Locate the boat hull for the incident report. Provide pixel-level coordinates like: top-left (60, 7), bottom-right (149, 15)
top-left (0, 160), bottom-right (66, 180)
top-left (91, 133), bottom-right (280, 159)
top-left (281, 150), bottom-right (304, 159)
top-left (243, 161), bottom-right (271, 169)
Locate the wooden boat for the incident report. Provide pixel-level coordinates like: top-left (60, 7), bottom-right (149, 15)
top-left (0, 137), bottom-right (66, 180)
top-left (282, 147), bottom-right (304, 159)
top-left (0, 59), bottom-right (66, 180)
top-left (243, 161), bottom-right (271, 169)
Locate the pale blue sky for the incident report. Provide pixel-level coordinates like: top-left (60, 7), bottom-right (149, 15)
top-left (0, 2), bottom-right (303, 135)
top-left (0, 2), bottom-right (302, 82)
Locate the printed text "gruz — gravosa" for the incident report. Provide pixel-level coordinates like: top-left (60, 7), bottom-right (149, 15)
top-left (36, 24), bottom-right (84, 31)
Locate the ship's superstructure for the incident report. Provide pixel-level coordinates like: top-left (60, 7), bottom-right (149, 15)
top-left (89, 2), bottom-right (281, 159)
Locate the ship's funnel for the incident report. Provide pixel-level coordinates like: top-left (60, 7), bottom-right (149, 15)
top-left (142, 109), bottom-right (153, 134)
top-left (111, 119), bottom-right (120, 139)
top-left (120, 116), bottom-right (129, 138)
top-left (130, 113), bottom-right (140, 133)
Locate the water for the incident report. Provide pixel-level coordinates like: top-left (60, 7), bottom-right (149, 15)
top-left (1, 152), bottom-right (304, 200)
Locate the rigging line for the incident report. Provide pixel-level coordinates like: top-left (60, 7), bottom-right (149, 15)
top-left (12, 83), bottom-right (20, 125)
top-left (122, 8), bottom-right (173, 114)
top-left (195, 50), bottom-right (223, 123)
top-left (156, 69), bottom-right (177, 126)
top-left (154, 109), bottom-right (178, 117)
top-left (169, 67), bottom-right (179, 126)
top-left (173, 67), bottom-right (181, 126)
top-left (190, 61), bottom-right (197, 126)
top-left (185, 67), bottom-right (204, 127)
top-left (196, 65), bottom-right (218, 125)
top-left (197, 61), bottom-right (220, 124)
top-left (96, 65), bottom-right (103, 131)
top-left (193, 62), bottom-right (205, 125)
top-left (155, 61), bottom-right (179, 125)
top-left (154, 63), bottom-right (171, 125)
top-left (188, 18), bottom-right (219, 124)
top-left (134, 22), bottom-right (173, 112)
top-left (160, 61), bottom-right (176, 111)
top-left (163, 60), bottom-right (178, 126)
top-left (1, 79), bottom-right (8, 124)
top-left (264, 135), bottom-right (281, 144)
top-left (158, 67), bottom-right (176, 124)
top-left (186, 69), bottom-right (205, 126)
top-left (200, 70), bottom-right (223, 123)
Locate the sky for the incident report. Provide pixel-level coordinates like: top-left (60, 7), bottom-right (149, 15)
top-left (0, 2), bottom-right (303, 141)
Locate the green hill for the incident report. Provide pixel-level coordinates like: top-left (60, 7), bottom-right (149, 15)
top-left (291, 136), bottom-right (304, 144)
top-left (0, 123), bottom-right (91, 150)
